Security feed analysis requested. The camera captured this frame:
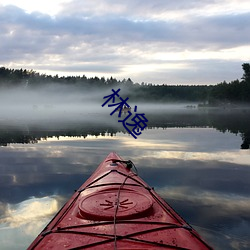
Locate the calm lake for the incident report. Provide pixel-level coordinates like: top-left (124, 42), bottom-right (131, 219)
top-left (0, 105), bottom-right (250, 249)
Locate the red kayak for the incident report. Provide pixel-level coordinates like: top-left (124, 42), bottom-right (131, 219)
top-left (28, 152), bottom-right (213, 249)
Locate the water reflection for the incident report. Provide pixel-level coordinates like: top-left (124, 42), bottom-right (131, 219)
top-left (0, 196), bottom-right (62, 250)
top-left (1, 196), bottom-right (59, 228)
top-left (0, 107), bottom-right (250, 149)
top-left (0, 109), bottom-right (250, 249)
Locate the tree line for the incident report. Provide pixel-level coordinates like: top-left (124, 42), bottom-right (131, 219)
top-left (208, 63), bottom-right (250, 105)
top-left (0, 63), bottom-right (249, 104)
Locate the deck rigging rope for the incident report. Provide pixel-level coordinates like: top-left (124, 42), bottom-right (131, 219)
top-left (113, 160), bottom-right (138, 250)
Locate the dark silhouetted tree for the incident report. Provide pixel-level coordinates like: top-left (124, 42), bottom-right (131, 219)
top-left (242, 63), bottom-right (250, 83)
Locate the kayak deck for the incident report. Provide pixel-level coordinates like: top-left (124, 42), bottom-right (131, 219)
top-left (28, 152), bottom-right (213, 249)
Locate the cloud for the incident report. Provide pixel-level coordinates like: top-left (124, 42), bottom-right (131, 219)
top-left (58, 0), bottom-right (244, 19)
top-left (0, 1), bottom-right (250, 84)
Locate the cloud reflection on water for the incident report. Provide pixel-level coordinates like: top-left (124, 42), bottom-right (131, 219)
top-left (0, 196), bottom-right (59, 228)
top-left (0, 196), bottom-right (61, 250)
top-left (0, 127), bottom-right (250, 249)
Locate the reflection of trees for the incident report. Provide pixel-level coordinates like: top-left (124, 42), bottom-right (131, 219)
top-left (146, 109), bottom-right (250, 149)
top-left (0, 131), bottom-right (38, 146)
top-left (0, 122), bottom-right (124, 146)
top-left (241, 133), bottom-right (250, 149)
top-left (206, 110), bottom-right (250, 150)
top-left (0, 109), bottom-right (250, 149)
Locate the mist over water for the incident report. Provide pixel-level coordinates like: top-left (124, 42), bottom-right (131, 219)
top-left (0, 85), bottom-right (104, 122)
top-left (1, 84), bottom-right (250, 148)
top-left (0, 84), bottom-right (250, 249)
top-left (0, 84), bottom-right (198, 129)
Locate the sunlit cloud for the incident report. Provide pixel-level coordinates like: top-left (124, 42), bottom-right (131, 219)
top-left (152, 46), bottom-right (250, 62)
top-left (0, 0), bottom-right (66, 16)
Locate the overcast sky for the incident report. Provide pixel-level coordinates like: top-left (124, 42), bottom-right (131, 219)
top-left (0, 0), bottom-right (250, 85)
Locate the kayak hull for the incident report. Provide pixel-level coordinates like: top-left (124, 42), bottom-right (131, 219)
top-left (28, 152), bottom-right (213, 249)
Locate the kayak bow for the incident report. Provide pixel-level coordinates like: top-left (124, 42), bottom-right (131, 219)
top-left (28, 152), bottom-right (213, 249)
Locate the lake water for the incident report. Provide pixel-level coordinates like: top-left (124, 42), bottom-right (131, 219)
top-left (0, 105), bottom-right (250, 249)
